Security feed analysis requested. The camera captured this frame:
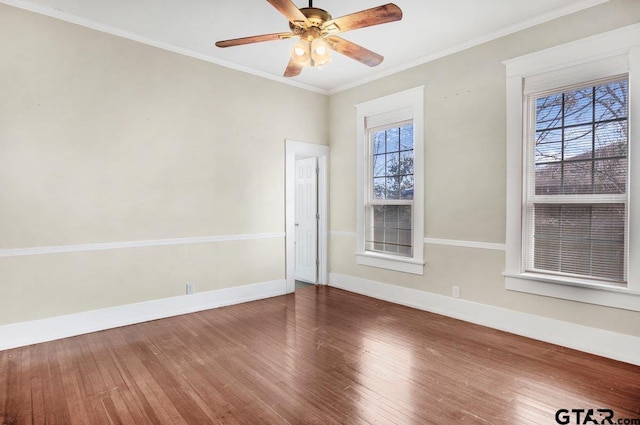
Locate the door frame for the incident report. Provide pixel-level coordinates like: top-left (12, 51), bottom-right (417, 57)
top-left (285, 140), bottom-right (329, 294)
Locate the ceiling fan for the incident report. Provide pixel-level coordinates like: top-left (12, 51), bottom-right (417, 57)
top-left (215, 0), bottom-right (402, 77)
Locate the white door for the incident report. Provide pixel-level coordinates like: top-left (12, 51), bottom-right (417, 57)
top-left (295, 157), bottom-right (318, 283)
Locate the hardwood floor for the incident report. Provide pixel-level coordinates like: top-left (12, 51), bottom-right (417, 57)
top-left (2, 286), bottom-right (639, 424)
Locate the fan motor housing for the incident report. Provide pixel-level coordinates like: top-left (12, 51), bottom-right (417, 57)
top-left (289, 7), bottom-right (332, 32)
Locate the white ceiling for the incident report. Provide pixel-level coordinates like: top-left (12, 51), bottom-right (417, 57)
top-left (3, 0), bottom-right (609, 94)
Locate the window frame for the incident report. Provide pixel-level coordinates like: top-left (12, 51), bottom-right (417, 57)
top-left (356, 87), bottom-right (425, 274)
top-left (504, 24), bottom-right (640, 311)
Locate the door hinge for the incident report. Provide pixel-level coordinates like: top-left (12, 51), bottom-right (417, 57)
top-left (316, 213), bottom-right (320, 220)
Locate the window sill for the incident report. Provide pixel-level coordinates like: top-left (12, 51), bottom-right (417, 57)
top-left (356, 251), bottom-right (424, 275)
top-left (504, 272), bottom-right (640, 312)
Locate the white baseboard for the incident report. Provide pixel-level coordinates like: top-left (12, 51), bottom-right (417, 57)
top-left (0, 279), bottom-right (286, 351)
top-left (329, 273), bottom-right (640, 366)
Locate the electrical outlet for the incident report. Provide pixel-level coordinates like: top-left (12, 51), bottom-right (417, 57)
top-left (186, 283), bottom-right (194, 295)
top-left (452, 286), bottom-right (460, 298)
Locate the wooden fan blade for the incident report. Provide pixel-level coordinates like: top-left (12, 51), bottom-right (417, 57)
top-left (267, 0), bottom-right (310, 28)
top-left (215, 32), bottom-right (295, 48)
top-left (326, 36), bottom-right (383, 67)
top-left (284, 59), bottom-right (303, 77)
top-left (322, 3), bottom-right (402, 35)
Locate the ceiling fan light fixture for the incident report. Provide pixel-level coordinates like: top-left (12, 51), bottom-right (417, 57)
top-left (311, 37), bottom-right (331, 66)
top-left (290, 39), bottom-right (311, 65)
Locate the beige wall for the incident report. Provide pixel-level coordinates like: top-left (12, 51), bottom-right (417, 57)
top-left (0, 4), bottom-right (328, 325)
top-left (328, 0), bottom-right (640, 337)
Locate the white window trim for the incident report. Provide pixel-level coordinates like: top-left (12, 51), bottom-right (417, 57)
top-left (503, 24), bottom-right (640, 311)
top-left (355, 86), bottom-right (425, 274)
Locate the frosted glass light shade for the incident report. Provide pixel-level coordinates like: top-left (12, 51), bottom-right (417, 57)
top-left (290, 39), bottom-right (311, 66)
top-left (311, 37), bottom-right (331, 66)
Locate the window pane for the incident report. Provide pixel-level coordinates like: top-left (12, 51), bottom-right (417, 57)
top-left (373, 132), bottom-right (385, 155)
top-left (564, 124), bottom-right (592, 158)
top-left (535, 94), bottom-right (562, 131)
top-left (563, 87), bottom-right (593, 126)
top-left (366, 205), bottom-right (412, 257)
top-left (535, 129), bottom-right (562, 163)
top-left (594, 158), bottom-right (626, 194)
top-left (594, 80), bottom-right (628, 121)
top-left (400, 150), bottom-right (414, 175)
top-left (595, 121), bottom-right (627, 156)
top-left (535, 163), bottom-right (562, 195)
top-left (373, 177), bottom-right (386, 199)
top-left (401, 176), bottom-right (414, 200)
top-left (562, 161), bottom-right (593, 194)
top-left (386, 177), bottom-right (401, 199)
top-left (400, 124), bottom-right (414, 151)
top-left (386, 152), bottom-right (400, 176)
top-left (531, 203), bottom-right (625, 282)
top-left (386, 128), bottom-right (400, 152)
top-left (373, 154), bottom-right (385, 177)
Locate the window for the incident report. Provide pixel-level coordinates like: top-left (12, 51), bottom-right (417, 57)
top-left (504, 24), bottom-right (640, 310)
top-left (526, 77), bottom-right (628, 284)
top-left (356, 87), bottom-right (424, 274)
top-left (368, 123), bottom-right (414, 257)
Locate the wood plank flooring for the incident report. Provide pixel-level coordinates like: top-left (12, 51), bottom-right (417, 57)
top-left (1, 286), bottom-right (639, 424)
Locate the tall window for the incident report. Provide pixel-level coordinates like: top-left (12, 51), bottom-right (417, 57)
top-left (525, 77), bottom-right (628, 284)
top-left (356, 87), bottom-right (424, 275)
top-left (368, 123), bottom-right (414, 257)
top-left (504, 24), bottom-right (640, 311)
